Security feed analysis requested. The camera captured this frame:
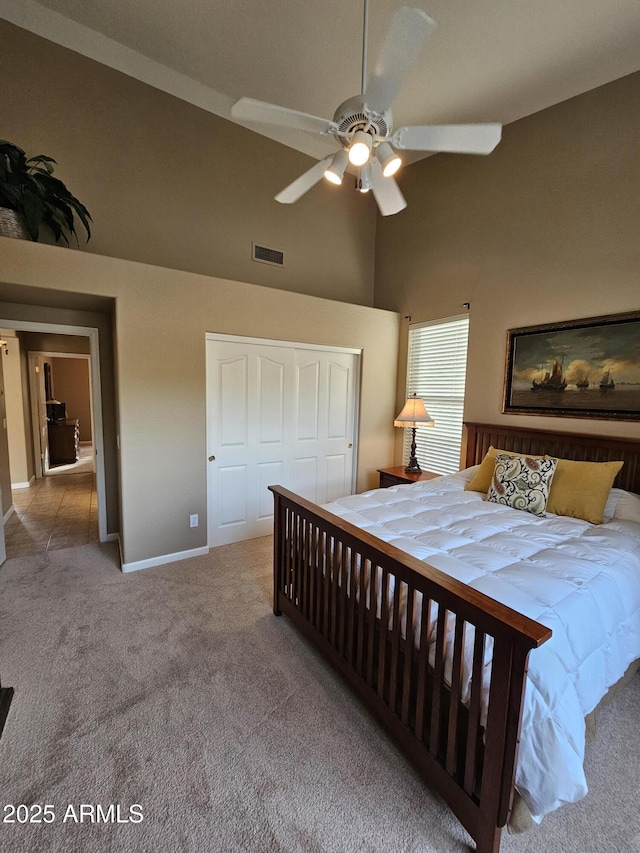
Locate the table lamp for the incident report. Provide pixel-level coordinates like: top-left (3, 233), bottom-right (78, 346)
top-left (394, 393), bottom-right (434, 474)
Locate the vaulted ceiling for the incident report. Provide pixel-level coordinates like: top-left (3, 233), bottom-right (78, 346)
top-left (3, 0), bottom-right (640, 162)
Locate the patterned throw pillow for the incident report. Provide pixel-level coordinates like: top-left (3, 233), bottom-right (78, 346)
top-left (487, 454), bottom-right (558, 517)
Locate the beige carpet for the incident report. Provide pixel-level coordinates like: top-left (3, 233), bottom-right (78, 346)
top-left (0, 540), bottom-right (638, 853)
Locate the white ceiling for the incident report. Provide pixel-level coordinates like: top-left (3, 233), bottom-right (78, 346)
top-left (3, 0), bottom-right (640, 162)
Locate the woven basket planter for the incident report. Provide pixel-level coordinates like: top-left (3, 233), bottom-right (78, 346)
top-left (0, 207), bottom-right (30, 240)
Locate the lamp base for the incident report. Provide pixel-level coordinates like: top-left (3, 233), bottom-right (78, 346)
top-left (405, 427), bottom-right (421, 473)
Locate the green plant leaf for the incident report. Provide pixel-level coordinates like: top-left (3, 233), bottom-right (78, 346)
top-left (21, 190), bottom-right (45, 241)
top-left (0, 184), bottom-right (20, 209)
top-left (0, 139), bottom-right (91, 244)
top-left (27, 155), bottom-right (56, 175)
top-left (42, 207), bottom-right (65, 245)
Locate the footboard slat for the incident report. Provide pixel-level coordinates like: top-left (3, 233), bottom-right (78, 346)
top-left (464, 628), bottom-right (486, 796)
top-left (429, 606), bottom-right (447, 757)
top-left (347, 548), bottom-right (357, 665)
top-left (446, 616), bottom-right (466, 776)
top-left (301, 518), bottom-right (309, 619)
top-left (415, 595), bottom-right (431, 743)
top-left (356, 556), bottom-right (366, 676)
top-left (377, 568), bottom-right (390, 699)
top-left (270, 486), bottom-right (551, 853)
top-left (366, 561), bottom-right (378, 685)
top-left (401, 586), bottom-right (416, 726)
top-left (388, 578), bottom-right (402, 714)
top-left (338, 544), bottom-right (348, 657)
top-left (330, 535), bottom-right (339, 648)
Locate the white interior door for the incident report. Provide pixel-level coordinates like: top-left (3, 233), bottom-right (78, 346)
top-left (292, 349), bottom-right (357, 504)
top-left (207, 336), bottom-right (359, 546)
top-left (28, 354), bottom-right (50, 477)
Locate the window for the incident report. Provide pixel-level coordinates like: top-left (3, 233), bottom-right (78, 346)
top-left (404, 315), bottom-right (470, 474)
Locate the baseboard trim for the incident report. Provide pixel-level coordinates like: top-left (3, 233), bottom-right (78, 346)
top-left (11, 476), bottom-right (35, 490)
top-left (104, 532), bottom-right (119, 542)
top-left (121, 545), bottom-right (209, 573)
top-left (3, 505), bottom-right (15, 524)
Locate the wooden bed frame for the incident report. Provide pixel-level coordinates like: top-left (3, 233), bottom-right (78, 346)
top-left (270, 422), bottom-right (640, 853)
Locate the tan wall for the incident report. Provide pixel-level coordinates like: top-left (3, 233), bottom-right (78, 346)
top-left (374, 72), bottom-right (640, 450)
top-left (0, 331), bottom-right (32, 487)
top-left (51, 358), bottom-right (92, 442)
top-left (0, 239), bottom-right (400, 565)
top-left (0, 19), bottom-right (377, 308)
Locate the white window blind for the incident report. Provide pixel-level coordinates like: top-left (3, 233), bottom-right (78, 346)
top-left (404, 315), bottom-right (469, 474)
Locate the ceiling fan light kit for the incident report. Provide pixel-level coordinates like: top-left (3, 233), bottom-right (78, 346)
top-left (377, 141), bottom-right (402, 177)
top-left (357, 164), bottom-right (372, 193)
top-left (231, 2), bottom-right (502, 216)
top-left (324, 149), bottom-right (349, 185)
top-left (348, 128), bottom-right (373, 166)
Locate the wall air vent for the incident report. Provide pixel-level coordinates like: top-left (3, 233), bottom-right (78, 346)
top-left (252, 242), bottom-right (285, 268)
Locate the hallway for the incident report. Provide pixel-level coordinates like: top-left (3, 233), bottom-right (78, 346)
top-left (4, 470), bottom-right (98, 558)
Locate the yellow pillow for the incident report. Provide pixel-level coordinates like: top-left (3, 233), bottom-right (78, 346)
top-left (465, 447), bottom-right (545, 493)
top-left (544, 458), bottom-right (623, 524)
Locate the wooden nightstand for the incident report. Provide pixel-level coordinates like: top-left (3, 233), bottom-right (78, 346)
top-left (48, 418), bottom-right (80, 465)
top-left (377, 466), bottom-right (441, 488)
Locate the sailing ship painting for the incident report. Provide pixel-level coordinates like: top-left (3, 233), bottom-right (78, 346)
top-left (599, 369), bottom-right (615, 390)
top-left (504, 311), bottom-right (640, 420)
top-left (531, 358), bottom-right (567, 391)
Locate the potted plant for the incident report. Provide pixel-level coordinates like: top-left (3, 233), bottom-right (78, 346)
top-left (0, 139), bottom-right (92, 244)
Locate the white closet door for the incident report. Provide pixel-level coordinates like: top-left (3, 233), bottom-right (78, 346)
top-left (292, 349), bottom-right (356, 504)
top-left (207, 337), bottom-right (358, 546)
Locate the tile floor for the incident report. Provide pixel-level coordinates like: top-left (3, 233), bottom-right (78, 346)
top-left (4, 470), bottom-right (98, 559)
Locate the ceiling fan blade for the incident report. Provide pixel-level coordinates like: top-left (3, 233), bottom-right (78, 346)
top-left (392, 123), bottom-right (502, 155)
top-left (364, 8), bottom-right (435, 116)
top-left (275, 157), bottom-right (334, 204)
top-left (369, 158), bottom-right (407, 216)
top-left (231, 97), bottom-right (336, 136)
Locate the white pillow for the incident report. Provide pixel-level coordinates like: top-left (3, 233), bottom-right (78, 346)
top-left (607, 488), bottom-right (640, 523)
top-left (604, 488), bottom-right (622, 520)
top-left (459, 464), bottom-right (480, 482)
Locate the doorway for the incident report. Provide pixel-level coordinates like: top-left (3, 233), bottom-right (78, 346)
top-left (28, 351), bottom-right (94, 479)
top-left (0, 320), bottom-right (108, 556)
top-left (207, 333), bottom-right (360, 546)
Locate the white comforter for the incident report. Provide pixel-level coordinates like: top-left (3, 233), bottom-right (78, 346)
top-left (322, 471), bottom-right (640, 822)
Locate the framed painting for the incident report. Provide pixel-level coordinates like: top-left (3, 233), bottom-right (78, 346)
top-left (503, 310), bottom-right (640, 420)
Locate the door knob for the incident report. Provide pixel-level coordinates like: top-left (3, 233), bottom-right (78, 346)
top-left (209, 455), bottom-right (216, 462)
top-left (348, 443), bottom-right (353, 449)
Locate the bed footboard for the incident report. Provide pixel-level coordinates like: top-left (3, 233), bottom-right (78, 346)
top-left (270, 485), bottom-right (551, 853)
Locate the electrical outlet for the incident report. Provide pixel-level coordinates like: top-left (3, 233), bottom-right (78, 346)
top-left (189, 514), bottom-right (198, 528)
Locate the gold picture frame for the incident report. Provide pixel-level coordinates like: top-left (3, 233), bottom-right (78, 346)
top-left (503, 310), bottom-right (640, 420)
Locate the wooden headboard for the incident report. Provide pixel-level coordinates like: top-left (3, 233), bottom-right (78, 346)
top-left (463, 422), bottom-right (640, 496)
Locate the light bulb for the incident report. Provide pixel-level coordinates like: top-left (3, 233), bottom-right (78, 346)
top-left (378, 142), bottom-right (402, 177)
top-left (324, 149), bottom-right (348, 185)
top-left (357, 165), bottom-right (372, 193)
top-left (348, 130), bottom-right (372, 166)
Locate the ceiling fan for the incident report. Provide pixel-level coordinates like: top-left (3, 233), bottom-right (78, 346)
top-left (231, 2), bottom-right (502, 216)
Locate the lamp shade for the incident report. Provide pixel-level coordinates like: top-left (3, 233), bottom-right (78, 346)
top-left (394, 393), bottom-right (434, 428)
